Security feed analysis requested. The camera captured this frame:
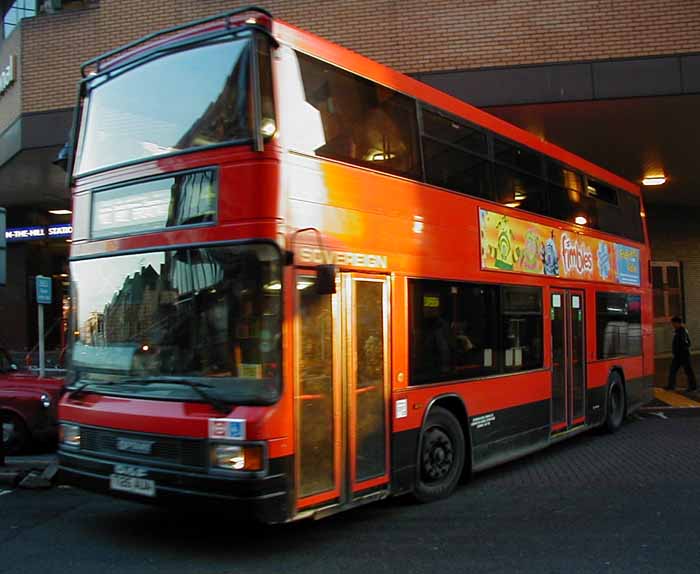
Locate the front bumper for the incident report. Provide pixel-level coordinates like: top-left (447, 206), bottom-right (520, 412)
top-left (58, 449), bottom-right (293, 523)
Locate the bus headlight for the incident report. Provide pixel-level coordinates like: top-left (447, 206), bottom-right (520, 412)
top-left (59, 423), bottom-right (81, 447)
top-left (211, 444), bottom-right (264, 472)
top-left (40, 393), bottom-right (51, 408)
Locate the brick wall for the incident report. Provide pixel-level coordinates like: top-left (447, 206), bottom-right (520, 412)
top-left (18, 0), bottom-right (700, 114)
top-left (647, 204), bottom-right (700, 355)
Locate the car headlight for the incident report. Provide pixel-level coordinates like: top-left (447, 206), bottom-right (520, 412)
top-left (59, 423), bottom-right (81, 448)
top-left (211, 443), bottom-right (264, 471)
top-left (40, 393), bottom-right (51, 409)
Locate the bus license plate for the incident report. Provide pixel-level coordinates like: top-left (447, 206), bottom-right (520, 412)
top-left (109, 473), bottom-right (156, 497)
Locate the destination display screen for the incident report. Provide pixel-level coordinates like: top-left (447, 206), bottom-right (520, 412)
top-left (91, 169), bottom-right (217, 239)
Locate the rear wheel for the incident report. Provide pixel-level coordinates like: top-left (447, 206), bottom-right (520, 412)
top-left (414, 407), bottom-right (465, 502)
top-left (605, 372), bottom-right (626, 433)
top-left (1, 413), bottom-right (29, 455)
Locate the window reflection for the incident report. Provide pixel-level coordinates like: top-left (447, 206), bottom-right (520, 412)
top-left (410, 280), bottom-right (543, 384)
top-left (70, 244), bottom-right (281, 403)
top-left (596, 292), bottom-right (642, 358)
top-left (292, 52), bottom-right (421, 178)
top-left (76, 38), bottom-right (255, 174)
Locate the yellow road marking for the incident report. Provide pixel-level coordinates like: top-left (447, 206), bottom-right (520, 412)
top-left (654, 388), bottom-right (700, 408)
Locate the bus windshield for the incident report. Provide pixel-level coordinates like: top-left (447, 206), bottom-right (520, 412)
top-left (68, 243), bottom-right (282, 405)
top-left (74, 37), bottom-right (252, 175)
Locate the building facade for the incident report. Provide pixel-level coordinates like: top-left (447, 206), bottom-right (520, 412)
top-left (0, 0), bottom-right (698, 358)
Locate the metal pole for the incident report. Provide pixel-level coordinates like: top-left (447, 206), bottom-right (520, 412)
top-left (38, 303), bottom-right (45, 378)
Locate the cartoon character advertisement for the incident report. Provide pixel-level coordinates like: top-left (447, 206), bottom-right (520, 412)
top-left (479, 208), bottom-right (640, 286)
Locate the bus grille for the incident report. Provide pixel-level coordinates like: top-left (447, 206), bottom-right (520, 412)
top-left (81, 427), bottom-right (207, 468)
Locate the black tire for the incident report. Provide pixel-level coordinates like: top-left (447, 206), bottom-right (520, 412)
top-left (1, 413), bottom-right (29, 455)
top-left (604, 372), bottom-right (626, 433)
top-left (413, 406), bottom-right (465, 502)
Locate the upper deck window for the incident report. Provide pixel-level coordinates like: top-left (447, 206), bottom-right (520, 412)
top-left (292, 52), bottom-right (421, 179)
top-left (75, 37), bottom-right (254, 175)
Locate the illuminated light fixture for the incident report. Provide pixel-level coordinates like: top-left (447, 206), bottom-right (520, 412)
top-left (264, 281), bottom-right (282, 291)
top-left (297, 280), bottom-right (314, 290)
top-left (260, 118), bottom-right (276, 137)
top-left (365, 150), bottom-right (396, 162)
top-left (574, 215), bottom-right (588, 225)
top-left (514, 192), bottom-right (526, 201)
top-left (245, 17), bottom-right (257, 24)
top-left (505, 202), bottom-right (521, 208)
top-left (412, 215), bottom-right (424, 234)
top-left (642, 176), bottom-right (666, 186)
top-left (141, 344), bottom-right (150, 352)
top-left (49, 209), bottom-right (72, 215)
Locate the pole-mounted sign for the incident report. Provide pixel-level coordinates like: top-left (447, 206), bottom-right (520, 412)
top-left (35, 275), bottom-right (52, 377)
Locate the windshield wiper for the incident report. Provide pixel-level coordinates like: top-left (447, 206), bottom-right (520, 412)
top-left (66, 379), bottom-right (116, 398)
top-left (122, 377), bottom-right (232, 414)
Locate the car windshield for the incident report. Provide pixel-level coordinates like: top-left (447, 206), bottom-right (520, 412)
top-left (68, 243), bottom-right (282, 404)
top-left (74, 36), bottom-right (252, 175)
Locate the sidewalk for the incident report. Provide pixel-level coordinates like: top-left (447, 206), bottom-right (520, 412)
top-left (644, 355), bottom-right (700, 410)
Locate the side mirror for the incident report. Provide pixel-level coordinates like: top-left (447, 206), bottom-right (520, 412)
top-left (53, 141), bottom-right (70, 172)
top-left (316, 264), bottom-right (336, 295)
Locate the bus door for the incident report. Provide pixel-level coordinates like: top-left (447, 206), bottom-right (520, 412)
top-left (550, 289), bottom-right (586, 432)
top-left (295, 272), bottom-right (391, 511)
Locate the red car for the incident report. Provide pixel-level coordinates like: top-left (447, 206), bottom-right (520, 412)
top-left (0, 348), bottom-right (64, 454)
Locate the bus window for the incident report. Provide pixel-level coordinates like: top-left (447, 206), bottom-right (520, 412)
top-left (501, 286), bottom-right (543, 372)
top-left (294, 52), bottom-right (421, 178)
top-left (596, 292), bottom-right (642, 358)
top-left (421, 108), bottom-right (492, 199)
top-left (494, 165), bottom-right (547, 215)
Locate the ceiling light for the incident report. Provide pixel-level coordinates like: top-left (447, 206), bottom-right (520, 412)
top-left (574, 216), bottom-right (588, 225)
top-left (49, 209), bottom-right (72, 215)
top-left (505, 202), bottom-right (521, 208)
top-left (642, 176), bottom-right (666, 186)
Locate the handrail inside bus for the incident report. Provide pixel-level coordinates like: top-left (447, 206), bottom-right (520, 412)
top-left (80, 5), bottom-right (274, 77)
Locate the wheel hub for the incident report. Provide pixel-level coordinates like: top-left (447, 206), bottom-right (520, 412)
top-left (421, 427), bottom-right (454, 482)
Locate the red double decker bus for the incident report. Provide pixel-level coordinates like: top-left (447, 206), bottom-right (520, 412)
top-left (58, 7), bottom-right (653, 522)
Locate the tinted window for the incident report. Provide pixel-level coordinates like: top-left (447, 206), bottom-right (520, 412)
top-left (596, 292), bottom-right (642, 358)
top-left (617, 191), bottom-right (645, 243)
top-left (409, 280), bottom-right (542, 385)
top-left (494, 166), bottom-right (547, 215)
top-left (295, 53), bottom-right (421, 178)
top-left (501, 286), bottom-right (543, 372)
top-left (422, 110), bottom-right (487, 155)
top-left (423, 138), bottom-right (492, 198)
top-left (586, 180), bottom-right (617, 204)
top-left (494, 139), bottom-right (542, 176)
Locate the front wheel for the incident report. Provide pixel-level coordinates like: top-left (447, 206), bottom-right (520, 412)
top-left (604, 373), bottom-right (626, 433)
top-left (413, 407), bottom-right (465, 502)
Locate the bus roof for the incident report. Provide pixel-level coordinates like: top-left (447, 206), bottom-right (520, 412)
top-left (273, 19), bottom-right (641, 197)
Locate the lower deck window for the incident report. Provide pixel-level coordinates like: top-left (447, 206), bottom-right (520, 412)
top-left (596, 292), bottom-right (642, 358)
top-left (409, 280), bottom-right (542, 385)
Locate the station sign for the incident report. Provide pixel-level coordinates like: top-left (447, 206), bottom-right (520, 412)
top-left (4, 224), bottom-right (72, 242)
top-left (479, 208), bottom-right (641, 286)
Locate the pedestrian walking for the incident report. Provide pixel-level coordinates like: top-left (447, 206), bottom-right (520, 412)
top-left (666, 315), bottom-right (697, 391)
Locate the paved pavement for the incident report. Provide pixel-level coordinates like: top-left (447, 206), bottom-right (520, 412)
top-left (1, 411), bottom-right (700, 574)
